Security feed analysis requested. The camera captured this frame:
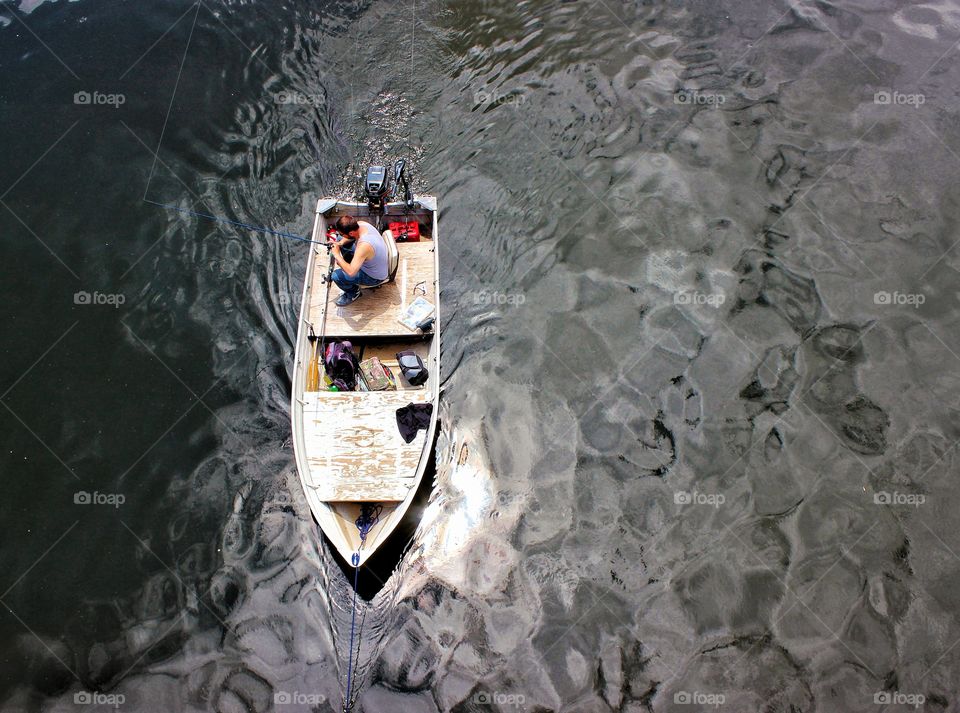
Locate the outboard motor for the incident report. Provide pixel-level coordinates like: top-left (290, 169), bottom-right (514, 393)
top-left (364, 165), bottom-right (391, 209)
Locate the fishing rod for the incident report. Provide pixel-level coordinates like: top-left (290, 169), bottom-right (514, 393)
top-left (145, 199), bottom-right (326, 245)
top-left (309, 240), bottom-right (337, 391)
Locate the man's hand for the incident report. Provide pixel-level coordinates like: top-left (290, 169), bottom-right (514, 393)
top-left (331, 239), bottom-right (369, 277)
top-left (330, 242), bottom-right (350, 273)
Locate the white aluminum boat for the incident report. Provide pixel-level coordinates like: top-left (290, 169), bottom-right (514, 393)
top-left (291, 186), bottom-right (439, 568)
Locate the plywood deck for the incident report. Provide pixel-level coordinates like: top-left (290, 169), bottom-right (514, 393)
top-left (300, 390), bottom-right (432, 501)
top-left (309, 241), bottom-right (436, 338)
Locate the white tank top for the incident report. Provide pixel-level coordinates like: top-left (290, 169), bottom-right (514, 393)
top-left (357, 222), bottom-right (388, 281)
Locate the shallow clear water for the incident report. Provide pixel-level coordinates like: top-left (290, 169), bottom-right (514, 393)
top-left (2, 0), bottom-right (960, 711)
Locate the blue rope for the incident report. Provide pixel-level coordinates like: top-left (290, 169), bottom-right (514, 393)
top-left (342, 504), bottom-right (381, 711)
top-left (343, 551), bottom-right (361, 712)
top-left (355, 504), bottom-right (382, 542)
top-left (144, 199), bottom-right (324, 244)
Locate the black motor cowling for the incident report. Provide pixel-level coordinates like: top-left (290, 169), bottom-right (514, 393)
top-left (364, 159), bottom-right (414, 210)
top-left (364, 165), bottom-right (390, 207)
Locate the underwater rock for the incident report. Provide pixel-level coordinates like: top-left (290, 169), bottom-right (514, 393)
top-left (659, 635), bottom-right (813, 711)
top-left (226, 615), bottom-right (296, 668)
top-left (739, 345), bottom-right (799, 416)
top-left (831, 395), bottom-right (890, 456)
top-left (212, 667), bottom-right (273, 713)
top-left (775, 554), bottom-right (862, 651)
top-left (747, 426), bottom-right (804, 516)
top-left (209, 567), bottom-right (246, 620)
top-left (673, 560), bottom-right (742, 634)
top-left (376, 620), bottom-right (441, 691)
top-left (733, 251), bottom-right (821, 335)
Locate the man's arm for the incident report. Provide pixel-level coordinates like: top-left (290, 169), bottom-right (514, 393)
top-left (332, 242), bottom-right (373, 277)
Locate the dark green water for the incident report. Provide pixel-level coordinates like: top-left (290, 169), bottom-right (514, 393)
top-left (2, 1), bottom-right (960, 711)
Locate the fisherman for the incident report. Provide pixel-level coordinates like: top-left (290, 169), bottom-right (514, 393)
top-left (329, 216), bottom-right (390, 306)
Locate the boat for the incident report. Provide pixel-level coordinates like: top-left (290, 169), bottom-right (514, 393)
top-left (291, 161), bottom-right (440, 568)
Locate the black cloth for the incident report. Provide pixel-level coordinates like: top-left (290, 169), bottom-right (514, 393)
top-left (396, 402), bottom-right (433, 443)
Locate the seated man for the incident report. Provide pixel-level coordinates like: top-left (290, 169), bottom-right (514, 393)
top-left (329, 216), bottom-right (390, 306)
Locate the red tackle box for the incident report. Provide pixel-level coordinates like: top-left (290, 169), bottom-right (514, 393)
top-left (389, 220), bottom-right (420, 242)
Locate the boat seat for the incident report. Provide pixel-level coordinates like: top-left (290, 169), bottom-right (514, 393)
top-left (359, 230), bottom-right (400, 289)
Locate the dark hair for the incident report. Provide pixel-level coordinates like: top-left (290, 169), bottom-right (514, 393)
top-left (336, 216), bottom-right (360, 234)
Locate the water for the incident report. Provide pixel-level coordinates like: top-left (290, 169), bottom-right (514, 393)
top-left (2, 0), bottom-right (960, 710)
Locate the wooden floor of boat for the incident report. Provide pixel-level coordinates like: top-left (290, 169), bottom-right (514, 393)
top-left (309, 241), bottom-right (436, 338)
top-left (300, 389), bottom-right (432, 502)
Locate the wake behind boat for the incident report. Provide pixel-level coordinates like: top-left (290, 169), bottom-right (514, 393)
top-left (291, 162), bottom-right (440, 568)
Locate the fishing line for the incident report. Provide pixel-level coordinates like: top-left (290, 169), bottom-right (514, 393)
top-left (145, 199), bottom-right (324, 245)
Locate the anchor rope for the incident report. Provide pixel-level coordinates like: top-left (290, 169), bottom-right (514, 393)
top-left (342, 504), bottom-right (382, 711)
top-left (345, 606), bottom-right (368, 711)
top-left (342, 552), bottom-right (361, 712)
